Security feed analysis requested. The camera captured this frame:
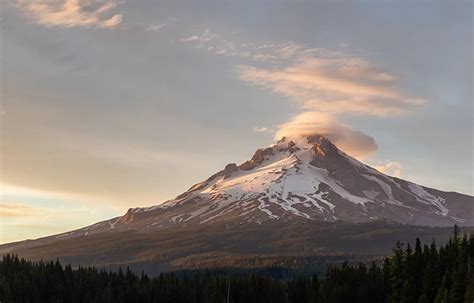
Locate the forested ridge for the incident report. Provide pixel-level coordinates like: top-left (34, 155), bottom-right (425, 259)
top-left (0, 226), bottom-right (473, 303)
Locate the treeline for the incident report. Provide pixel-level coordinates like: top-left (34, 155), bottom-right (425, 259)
top-left (0, 226), bottom-right (473, 303)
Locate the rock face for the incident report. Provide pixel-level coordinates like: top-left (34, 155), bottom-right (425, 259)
top-left (45, 135), bottom-right (473, 241)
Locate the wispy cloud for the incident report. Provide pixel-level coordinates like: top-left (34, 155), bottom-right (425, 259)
top-left (181, 29), bottom-right (216, 44)
top-left (374, 161), bottom-right (402, 177)
top-left (0, 198), bottom-right (118, 243)
top-left (237, 58), bottom-right (425, 117)
top-left (146, 23), bottom-right (165, 32)
top-left (0, 202), bottom-right (47, 217)
top-left (15, 0), bottom-right (123, 29)
top-left (0, 182), bottom-right (104, 208)
top-left (253, 126), bottom-right (271, 133)
top-left (182, 29), bottom-right (340, 62)
top-left (0, 182), bottom-right (122, 243)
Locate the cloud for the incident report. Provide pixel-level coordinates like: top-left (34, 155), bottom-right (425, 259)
top-left (146, 23), bottom-right (165, 32)
top-left (0, 202), bottom-right (47, 217)
top-left (236, 58), bottom-right (426, 117)
top-left (374, 161), bottom-right (402, 177)
top-left (181, 29), bottom-right (216, 44)
top-left (0, 182), bottom-right (102, 208)
top-left (15, 0), bottom-right (123, 28)
top-left (183, 30), bottom-right (428, 159)
top-left (182, 30), bottom-right (342, 62)
top-left (275, 112), bottom-right (378, 159)
top-left (253, 126), bottom-right (270, 133)
top-left (0, 193), bottom-right (119, 243)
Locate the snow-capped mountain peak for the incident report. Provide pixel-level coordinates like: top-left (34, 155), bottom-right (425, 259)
top-left (60, 135), bottom-right (473, 239)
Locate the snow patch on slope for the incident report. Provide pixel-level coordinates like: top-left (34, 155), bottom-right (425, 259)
top-left (408, 183), bottom-right (449, 216)
top-left (362, 174), bottom-right (402, 205)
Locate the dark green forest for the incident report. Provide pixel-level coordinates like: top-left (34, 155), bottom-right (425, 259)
top-left (1, 226), bottom-right (473, 303)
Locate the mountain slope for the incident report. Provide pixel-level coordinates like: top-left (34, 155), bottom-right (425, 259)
top-left (1, 135), bottom-right (472, 271)
top-left (57, 135), bottom-right (473, 240)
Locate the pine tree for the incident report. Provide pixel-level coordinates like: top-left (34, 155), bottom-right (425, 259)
top-left (449, 233), bottom-right (469, 303)
top-left (401, 243), bottom-right (417, 303)
top-left (434, 273), bottom-right (451, 303)
top-left (389, 241), bottom-right (406, 303)
top-left (311, 274), bottom-right (320, 303)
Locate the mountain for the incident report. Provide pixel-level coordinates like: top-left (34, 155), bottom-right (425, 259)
top-left (1, 135), bottom-right (473, 272)
top-left (55, 135), bottom-right (474, 235)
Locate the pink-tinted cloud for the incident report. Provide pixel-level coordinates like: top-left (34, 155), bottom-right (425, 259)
top-left (182, 30), bottom-right (342, 63)
top-left (237, 58), bottom-right (425, 117)
top-left (0, 202), bottom-right (47, 217)
top-left (15, 0), bottom-right (123, 28)
top-left (275, 112), bottom-right (378, 160)
top-left (374, 161), bottom-right (402, 177)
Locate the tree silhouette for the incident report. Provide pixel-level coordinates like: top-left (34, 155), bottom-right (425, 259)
top-left (0, 226), bottom-right (471, 303)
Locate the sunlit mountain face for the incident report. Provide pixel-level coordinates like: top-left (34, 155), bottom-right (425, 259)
top-left (1, 135), bottom-right (472, 274)
top-left (68, 135), bottom-right (472, 237)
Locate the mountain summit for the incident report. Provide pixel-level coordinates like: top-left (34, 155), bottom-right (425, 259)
top-left (59, 135), bottom-right (472, 239)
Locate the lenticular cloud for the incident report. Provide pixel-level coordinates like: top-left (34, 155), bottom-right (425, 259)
top-left (275, 112), bottom-right (378, 160)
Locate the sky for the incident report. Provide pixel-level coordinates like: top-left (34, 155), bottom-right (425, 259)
top-left (0, 0), bottom-right (472, 244)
